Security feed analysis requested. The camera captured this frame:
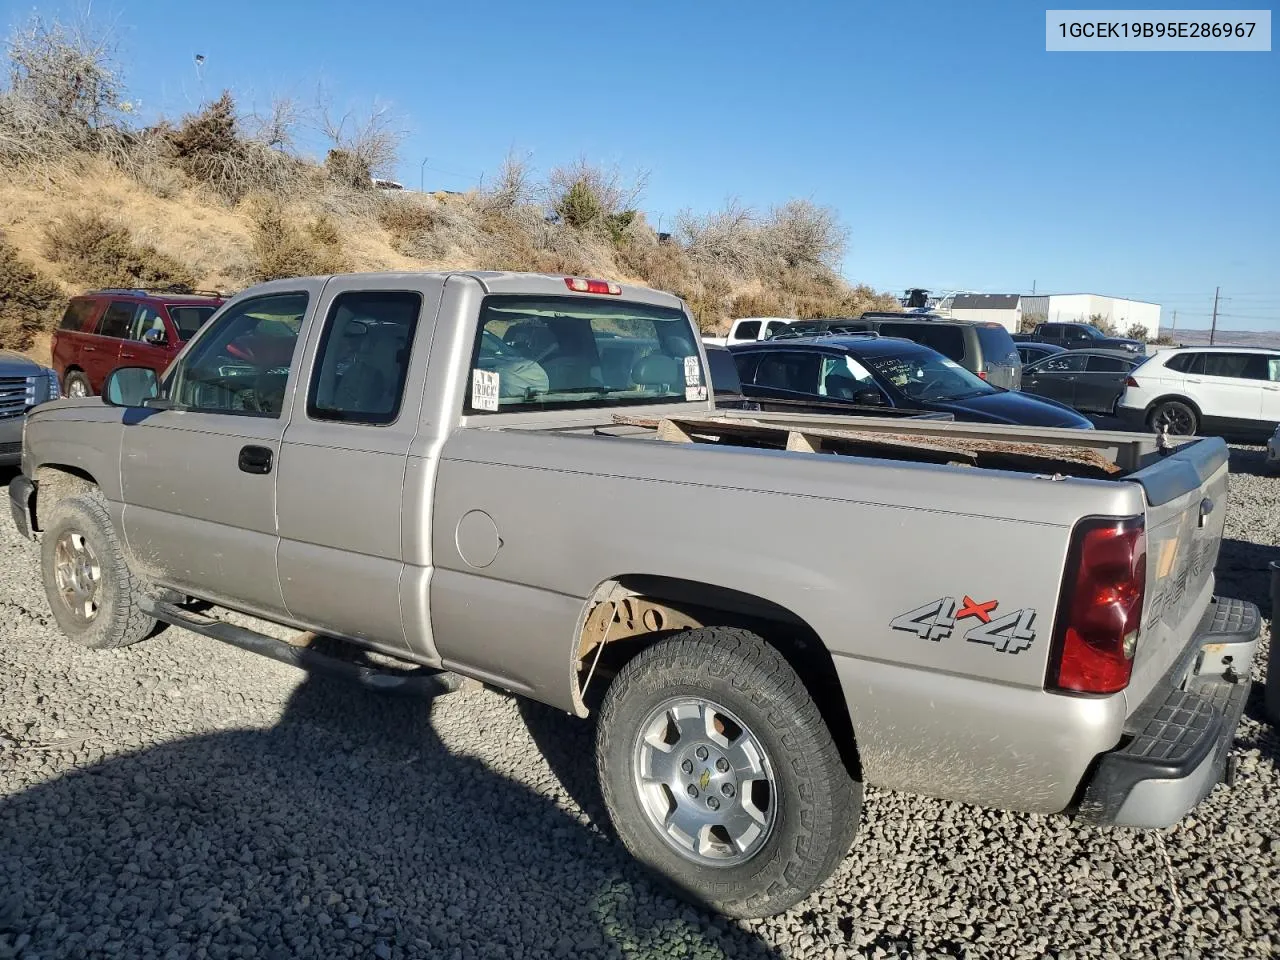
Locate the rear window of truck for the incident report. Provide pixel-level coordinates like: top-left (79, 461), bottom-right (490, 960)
top-left (467, 296), bottom-right (704, 413)
top-left (975, 325), bottom-right (1019, 363)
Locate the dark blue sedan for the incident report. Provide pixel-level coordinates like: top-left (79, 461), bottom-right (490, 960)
top-left (729, 335), bottom-right (1093, 429)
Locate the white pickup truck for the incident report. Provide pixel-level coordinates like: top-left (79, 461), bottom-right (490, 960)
top-left (702, 316), bottom-right (794, 348)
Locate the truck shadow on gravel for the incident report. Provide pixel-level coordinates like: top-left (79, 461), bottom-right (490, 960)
top-left (0, 676), bottom-right (784, 960)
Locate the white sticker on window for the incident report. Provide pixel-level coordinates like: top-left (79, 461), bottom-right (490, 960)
top-left (684, 355), bottom-right (702, 386)
top-left (472, 369), bottom-right (500, 411)
top-left (685, 385), bottom-right (707, 402)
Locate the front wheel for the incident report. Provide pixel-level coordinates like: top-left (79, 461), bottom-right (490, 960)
top-left (40, 491), bottom-right (155, 649)
top-left (1149, 399), bottom-right (1198, 436)
top-left (595, 627), bottom-right (861, 918)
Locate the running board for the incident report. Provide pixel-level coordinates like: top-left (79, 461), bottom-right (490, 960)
top-left (142, 600), bottom-right (462, 697)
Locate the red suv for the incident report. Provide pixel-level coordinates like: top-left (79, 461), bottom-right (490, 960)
top-left (52, 287), bottom-right (225, 397)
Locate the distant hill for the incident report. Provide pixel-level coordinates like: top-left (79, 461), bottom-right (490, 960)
top-left (1159, 328), bottom-right (1280, 349)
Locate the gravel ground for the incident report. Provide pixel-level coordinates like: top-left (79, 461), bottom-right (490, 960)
top-left (1, 450), bottom-right (1278, 960)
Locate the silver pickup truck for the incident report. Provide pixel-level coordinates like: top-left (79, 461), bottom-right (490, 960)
top-left (9, 272), bottom-right (1260, 919)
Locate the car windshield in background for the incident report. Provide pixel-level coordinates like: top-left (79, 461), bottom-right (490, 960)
top-left (170, 306), bottom-right (218, 340)
top-left (469, 296), bottom-right (702, 413)
top-left (866, 351), bottom-right (997, 402)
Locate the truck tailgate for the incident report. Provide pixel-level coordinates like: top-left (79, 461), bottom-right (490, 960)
top-left (1124, 436), bottom-right (1229, 712)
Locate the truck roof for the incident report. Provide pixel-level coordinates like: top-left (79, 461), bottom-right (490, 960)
top-left (731, 334), bottom-right (935, 358)
top-left (244, 271), bottom-right (687, 311)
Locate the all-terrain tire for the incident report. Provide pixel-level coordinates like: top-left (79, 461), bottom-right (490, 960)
top-left (40, 490), bottom-right (155, 649)
top-left (595, 626), bottom-right (861, 918)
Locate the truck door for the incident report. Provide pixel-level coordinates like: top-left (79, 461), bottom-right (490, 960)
top-left (275, 277), bottom-right (443, 657)
top-left (119, 284), bottom-right (322, 615)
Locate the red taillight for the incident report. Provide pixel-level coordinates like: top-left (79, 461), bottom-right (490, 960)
top-left (978, 370), bottom-right (989, 380)
top-left (1049, 518), bottom-right (1146, 695)
top-left (1125, 376), bottom-right (1139, 388)
top-left (564, 277), bottom-right (621, 295)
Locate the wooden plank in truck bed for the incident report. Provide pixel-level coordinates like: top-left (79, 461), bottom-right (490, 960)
top-left (613, 413), bottom-right (1124, 475)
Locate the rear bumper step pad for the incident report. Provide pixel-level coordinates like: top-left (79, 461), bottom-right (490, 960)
top-left (1077, 596), bottom-right (1259, 827)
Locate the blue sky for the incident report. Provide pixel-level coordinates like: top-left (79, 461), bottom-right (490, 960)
top-left (8, 1), bottom-right (1277, 328)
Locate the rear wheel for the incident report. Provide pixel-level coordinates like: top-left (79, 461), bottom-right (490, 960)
top-left (595, 627), bottom-right (861, 918)
top-left (40, 490), bottom-right (154, 649)
top-left (1149, 399), bottom-right (1197, 436)
top-left (63, 370), bottom-right (92, 398)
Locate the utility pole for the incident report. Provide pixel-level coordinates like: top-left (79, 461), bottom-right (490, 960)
top-left (1171, 309), bottom-right (1177, 334)
top-left (1209, 287), bottom-right (1220, 345)
top-left (1031, 280), bottom-right (1036, 295)
top-left (420, 156), bottom-right (428, 193)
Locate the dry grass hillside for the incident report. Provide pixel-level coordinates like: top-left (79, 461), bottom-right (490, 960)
top-left (0, 15), bottom-right (897, 362)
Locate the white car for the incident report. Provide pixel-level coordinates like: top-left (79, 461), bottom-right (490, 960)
top-left (1116, 345), bottom-right (1280, 437)
top-left (702, 316), bottom-right (794, 348)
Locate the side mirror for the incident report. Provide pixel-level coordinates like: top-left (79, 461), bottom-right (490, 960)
top-left (142, 328), bottom-right (168, 346)
top-left (854, 388), bottom-right (884, 406)
top-left (102, 366), bottom-right (160, 408)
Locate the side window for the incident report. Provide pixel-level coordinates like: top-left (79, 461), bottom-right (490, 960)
top-left (753, 352), bottom-right (820, 394)
top-left (732, 352), bottom-right (762, 385)
top-left (1039, 354), bottom-right (1087, 373)
top-left (58, 300), bottom-right (96, 331)
top-left (819, 355), bottom-right (878, 400)
top-left (732, 320), bottom-right (761, 342)
top-left (1086, 354), bottom-right (1130, 372)
top-left (169, 292), bottom-right (309, 417)
top-left (1203, 353), bottom-right (1265, 380)
top-left (127, 305), bottom-right (165, 342)
top-left (1063, 326), bottom-right (1089, 343)
top-left (96, 301), bottom-right (136, 340)
top-left (308, 291), bottom-right (422, 424)
top-left (1166, 352), bottom-right (1205, 374)
top-left (763, 321), bottom-right (789, 338)
top-left (1270, 358), bottom-right (1280, 383)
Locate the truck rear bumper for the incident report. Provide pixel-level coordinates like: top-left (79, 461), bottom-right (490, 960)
top-left (1076, 596), bottom-right (1259, 827)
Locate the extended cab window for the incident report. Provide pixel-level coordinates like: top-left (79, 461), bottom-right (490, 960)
top-left (732, 320), bottom-right (761, 341)
top-left (468, 296), bottom-right (702, 413)
top-left (169, 293), bottom-right (309, 417)
top-left (309, 291), bottom-right (422, 424)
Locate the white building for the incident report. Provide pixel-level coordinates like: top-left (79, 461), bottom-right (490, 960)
top-left (1021, 294), bottom-right (1161, 339)
top-left (947, 294), bottom-right (1022, 332)
top-left (939, 292), bottom-right (1162, 338)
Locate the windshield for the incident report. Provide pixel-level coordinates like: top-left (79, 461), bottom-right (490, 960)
top-left (866, 351), bottom-right (997, 402)
top-left (468, 295), bottom-right (704, 413)
top-left (169, 305), bottom-right (218, 340)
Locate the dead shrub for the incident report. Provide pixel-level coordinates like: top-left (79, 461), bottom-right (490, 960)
top-left (677, 200), bottom-right (760, 278)
top-left (163, 92), bottom-right (300, 200)
top-left (0, 13), bottom-right (125, 167)
top-left (730, 289), bottom-right (790, 318)
top-left (249, 201), bottom-right (348, 281)
top-left (0, 236), bottom-right (64, 349)
top-left (758, 200), bottom-right (847, 271)
top-left (320, 100), bottom-right (404, 188)
top-left (42, 212), bottom-right (196, 290)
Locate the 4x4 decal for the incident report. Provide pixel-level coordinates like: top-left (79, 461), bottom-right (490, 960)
top-left (891, 595), bottom-right (1037, 654)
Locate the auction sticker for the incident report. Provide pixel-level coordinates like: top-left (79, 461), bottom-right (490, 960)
top-left (472, 369), bottom-right (500, 411)
top-left (684, 356), bottom-right (702, 386)
top-left (685, 385), bottom-right (708, 401)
